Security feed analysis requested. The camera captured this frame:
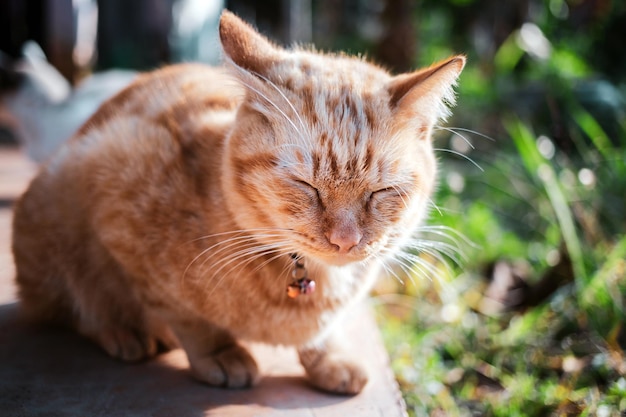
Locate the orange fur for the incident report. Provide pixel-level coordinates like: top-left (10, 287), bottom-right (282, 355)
top-left (12, 11), bottom-right (464, 394)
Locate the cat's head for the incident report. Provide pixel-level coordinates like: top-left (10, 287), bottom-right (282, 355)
top-left (219, 11), bottom-right (464, 267)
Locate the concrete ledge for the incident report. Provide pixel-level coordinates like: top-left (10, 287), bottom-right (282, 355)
top-left (0, 146), bottom-right (407, 417)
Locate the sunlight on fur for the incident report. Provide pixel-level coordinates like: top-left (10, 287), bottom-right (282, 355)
top-left (12, 11), bottom-right (465, 395)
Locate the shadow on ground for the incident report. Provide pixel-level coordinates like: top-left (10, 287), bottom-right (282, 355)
top-left (0, 303), bottom-right (353, 417)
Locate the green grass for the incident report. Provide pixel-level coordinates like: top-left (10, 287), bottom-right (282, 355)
top-left (365, 3), bottom-right (626, 414)
top-left (375, 111), bottom-right (626, 416)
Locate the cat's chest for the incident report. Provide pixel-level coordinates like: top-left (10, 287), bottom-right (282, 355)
top-left (218, 262), bottom-right (373, 345)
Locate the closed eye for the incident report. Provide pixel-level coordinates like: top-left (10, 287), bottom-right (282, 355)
top-left (294, 179), bottom-right (321, 201)
top-left (370, 186), bottom-right (397, 200)
top-left (374, 186), bottom-right (396, 195)
top-left (367, 185), bottom-right (409, 208)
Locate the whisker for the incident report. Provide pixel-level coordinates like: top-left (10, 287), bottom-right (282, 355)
top-left (204, 238), bottom-right (295, 282)
top-left (412, 245), bottom-right (459, 270)
top-left (410, 240), bottom-right (466, 265)
top-left (394, 250), bottom-right (445, 283)
top-left (427, 197), bottom-right (443, 217)
top-left (441, 126), bottom-right (497, 142)
top-left (202, 244), bottom-right (289, 295)
top-left (183, 227), bottom-right (293, 245)
top-left (186, 232), bottom-right (285, 266)
top-left (372, 252), bottom-right (405, 285)
top-left (390, 184), bottom-right (410, 208)
top-left (436, 126), bottom-right (475, 149)
top-left (417, 225), bottom-right (478, 248)
top-left (251, 72), bottom-right (309, 137)
top-left (224, 244), bottom-right (295, 286)
top-left (249, 251), bottom-right (292, 278)
top-left (185, 237), bottom-right (261, 284)
top-left (200, 238), bottom-right (287, 278)
top-left (433, 148), bottom-right (484, 172)
top-left (182, 230), bottom-right (294, 283)
top-left (380, 246), bottom-right (428, 284)
top-left (394, 251), bottom-right (438, 278)
top-left (234, 76), bottom-right (304, 139)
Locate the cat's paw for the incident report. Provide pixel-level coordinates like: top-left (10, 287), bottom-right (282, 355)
top-left (188, 344), bottom-right (259, 388)
top-left (91, 326), bottom-right (161, 362)
top-left (304, 354), bottom-right (368, 395)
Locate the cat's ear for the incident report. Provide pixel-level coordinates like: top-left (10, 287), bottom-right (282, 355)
top-left (388, 55), bottom-right (465, 132)
top-left (219, 10), bottom-right (283, 76)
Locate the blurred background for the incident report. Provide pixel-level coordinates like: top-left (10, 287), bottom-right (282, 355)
top-left (1, 0), bottom-right (625, 415)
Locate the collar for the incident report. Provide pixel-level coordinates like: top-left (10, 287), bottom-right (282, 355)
top-left (287, 253), bottom-right (316, 298)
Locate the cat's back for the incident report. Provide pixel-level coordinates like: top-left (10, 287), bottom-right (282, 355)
top-left (14, 64), bottom-right (243, 260)
top-left (35, 64), bottom-right (243, 193)
top-left (75, 63), bottom-right (242, 141)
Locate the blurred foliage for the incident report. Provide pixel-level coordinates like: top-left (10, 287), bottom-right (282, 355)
top-left (324, 0), bottom-right (626, 415)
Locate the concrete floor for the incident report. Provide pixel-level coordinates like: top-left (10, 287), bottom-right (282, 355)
top-left (0, 146), bottom-right (407, 417)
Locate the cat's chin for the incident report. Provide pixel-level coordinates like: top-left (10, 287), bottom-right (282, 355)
top-left (317, 253), bottom-right (369, 267)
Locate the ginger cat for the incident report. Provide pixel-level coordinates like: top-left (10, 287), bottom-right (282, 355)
top-left (12, 11), bottom-right (464, 395)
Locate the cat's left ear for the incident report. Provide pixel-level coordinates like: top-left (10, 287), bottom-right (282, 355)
top-left (388, 55), bottom-right (465, 133)
top-left (219, 10), bottom-right (283, 76)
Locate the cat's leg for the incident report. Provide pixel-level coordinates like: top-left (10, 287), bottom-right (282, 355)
top-left (66, 250), bottom-right (178, 361)
top-left (13, 203), bottom-right (176, 362)
top-left (298, 330), bottom-right (368, 395)
top-left (77, 310), bottom-right (178, 362)
top-left (170, 318), bottom-right (259, 388)
top-left (16, 259), bottom-right (175, 363)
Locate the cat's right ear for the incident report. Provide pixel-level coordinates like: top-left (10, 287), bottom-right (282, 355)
top-left (387, 55), bottom-right (465, 133)
top-left (219, 10), bottom-right (282, 76)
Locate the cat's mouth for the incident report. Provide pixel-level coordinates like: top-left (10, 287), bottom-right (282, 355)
top-left (312, 249), bottom-right (371, 267)
top-left (293, 237), bottom-right (376, 266)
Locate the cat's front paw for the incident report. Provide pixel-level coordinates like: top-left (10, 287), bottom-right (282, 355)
top-left (303, 353), bottom-right (368, 395)
top-left (86, 326), bottom-right (161, 362)
top-left (188, 344), bottom-right (259, 388)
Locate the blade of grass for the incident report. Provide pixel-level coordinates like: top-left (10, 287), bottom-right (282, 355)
top-left (504, 117), bottom-right (587, 286)
top-left (570, 102), bottom-right (614, 160)
top-left (581, 235), bottom-right (626, 312)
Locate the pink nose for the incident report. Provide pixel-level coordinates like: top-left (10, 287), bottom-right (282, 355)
top-left (326, 227), bottom-right (362, 253)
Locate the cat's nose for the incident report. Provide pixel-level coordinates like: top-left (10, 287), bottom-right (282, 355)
top-left (326, 227), bottom-right (362, 254)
